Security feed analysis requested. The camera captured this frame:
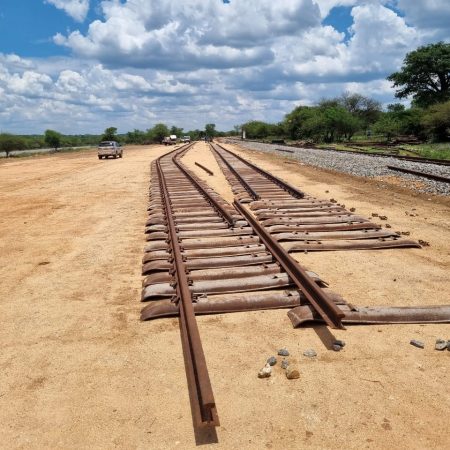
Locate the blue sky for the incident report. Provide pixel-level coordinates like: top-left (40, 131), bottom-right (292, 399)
top-left (0, 1), bottom-right (449, 134)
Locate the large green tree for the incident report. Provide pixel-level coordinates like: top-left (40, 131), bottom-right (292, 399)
top-left (338, 92), bottom-right (382, 126)
top-left (169, 126), bottom-right (183, 137)
top-left (205, 123), bottom-right (216, 138)
top-left (283, 104), bottom-right (361, 142)
top-left (44, 129), bottom-right (62, 151)
top-left (101, 127), bottom-right (118, 141)
top-left (388, 42), bottom-right (450, 107)
top-left (0, 133), bottom-right (27, 157)
top-left (242, 121), bottom-right (273, 139)
top-left (148, 123), bottom-right (169, 143)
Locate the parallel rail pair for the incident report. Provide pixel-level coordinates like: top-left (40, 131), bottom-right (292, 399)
top-left (144, 143), bottom-right (345, 428)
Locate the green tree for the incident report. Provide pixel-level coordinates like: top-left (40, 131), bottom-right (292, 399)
top-left (148, 123), bottom-right (169, 143)
top-left (126, 129), bottom-right (147, 144)
top-left (186, 129), bottom-right (202, 141)
top-left (373, 114), bottom-right (402, 140)
top-left (101, 127), bottom-right (118, 141)
top-left (242, 121), bottom-right (272, 139)
top-left (283, 104), bottom-right (361, 142)
top-left (284, 106), bottom-right (318, 140)
top-left (169, 126), bottom-right (183, 137)
top-left (421, 100), bottom-right (450, 141)
top-left (387, 42), bottom-right (450, 107)
top-left (205, 123), bottom-right (216, 138)
top-left (44, 129), bottom-right (62, 151)
top-left (338, 92), bottom-right (382, 126)
top-left (0, 133), bottom-right (27, 157)
top-left (373, 104), bottom-right (425, 139)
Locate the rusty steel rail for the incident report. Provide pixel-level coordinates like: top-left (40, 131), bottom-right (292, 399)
top-left (214, 143), bottom-right (305, 198)
top-left (211, 143), bottom-right (260, 200)
top-left (172, 149), bottom-right (236, 226)
top-left (276, 148), bottom-right (294, 154)
top-left (387, 165), bottom-right (450, 183)
top-left (195, 161), bottom-right (214, 175)
top-left (156, 155), bottom-right (219, 428)
top-left (234, 200), bottom-right (345, 329)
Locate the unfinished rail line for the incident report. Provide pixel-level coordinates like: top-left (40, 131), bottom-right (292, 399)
top-left (141, 141), bottom-right (450, 431)
top-left (211, 142), bottom-right (422, 252)
top-left (234, 137), bottom-right (450, 167)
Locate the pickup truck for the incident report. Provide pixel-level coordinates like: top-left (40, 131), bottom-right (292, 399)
top-left (162, 135), bottom-right (177, 145)
top-left (181, 135), bottom-right (191, 143)
top-left (98, 141), bottom-right (123, 159)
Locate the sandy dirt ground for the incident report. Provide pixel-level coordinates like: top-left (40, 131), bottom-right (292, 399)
top-left (1, 143), bottom-right (449, 449)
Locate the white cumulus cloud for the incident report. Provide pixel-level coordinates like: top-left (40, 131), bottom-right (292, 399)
top-left (45, 0), bottom-right (90, 22)
top-left (54, 0), bottom-right (321, 69)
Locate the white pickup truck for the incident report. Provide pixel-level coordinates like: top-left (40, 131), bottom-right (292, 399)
top-left (162, 135), bottom-right (177, 145)
top-left (181, 135), bottom-right (191, 143)
top-left (98, 141), bottom-right (123, 159)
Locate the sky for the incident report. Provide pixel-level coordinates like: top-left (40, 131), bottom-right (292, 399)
top-left (0, 1), bottom-right (449, 134)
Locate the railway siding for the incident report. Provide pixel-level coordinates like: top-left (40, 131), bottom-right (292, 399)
top-left (224, 139), bottom-right (450, 196)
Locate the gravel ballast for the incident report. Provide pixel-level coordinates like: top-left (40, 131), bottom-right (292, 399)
top-left (225, 140), bottom-right (450, 196)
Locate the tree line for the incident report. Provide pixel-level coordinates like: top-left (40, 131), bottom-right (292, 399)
top-left (0, 123), bottom-right (230, 157)
top-left (2, 42), bottom-right (448, 156)
top-left (241, 42), bottom-right (449, 143)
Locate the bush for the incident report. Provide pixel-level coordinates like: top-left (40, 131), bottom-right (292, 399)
top-left (421, 101), bottom-right (450, 141)
top-left (0, 133), bottom-right (27, 157)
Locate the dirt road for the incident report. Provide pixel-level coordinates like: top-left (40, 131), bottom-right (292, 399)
top-left (0, 144), bottom-right (449, 449)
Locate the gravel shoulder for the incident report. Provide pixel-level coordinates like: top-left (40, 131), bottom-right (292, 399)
top-left (0, 143), bottom-right (449, 449)
top-left (225, 139), bottom-right (450, 196)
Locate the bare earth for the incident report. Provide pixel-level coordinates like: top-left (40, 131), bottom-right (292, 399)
top-left (0, 143), bottom-right (449, 449)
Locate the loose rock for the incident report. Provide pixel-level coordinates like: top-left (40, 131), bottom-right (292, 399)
top-left (278, 348), bottom-right (289, 357)
top-left (286, 366), bottom-right (300, 379)
top-left (410, 339), bottom-right (425, 349)
top-left (281, 359), bottom-right (289, 369)
top-left (435, 339), bottom-right (448, 351)
top-left (333, 339), bottom-right (346, 348)
top-left (267, 356), bottom-right (277, 366)
top-left (303, 349), bottom-right (317, 358)
top-left (258, 364), bottom-right (272, 378)
top-left (332, 344), bottom-right (342, 352)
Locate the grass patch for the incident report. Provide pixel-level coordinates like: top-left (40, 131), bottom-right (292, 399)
top-left (1, 146), bottom-right (94, 159)
top-left (400, 143), bottom-right (450, 160)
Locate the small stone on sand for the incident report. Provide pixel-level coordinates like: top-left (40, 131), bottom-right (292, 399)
top-left (286, 366), bottom-right (300, 379)
top-left (258, 363), bottom-right (272, 378)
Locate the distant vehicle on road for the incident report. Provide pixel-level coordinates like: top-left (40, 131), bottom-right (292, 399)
top-left (98, 141), bottom-right (123, 159)
top-left (163, 135), bottom-right (178, 145)
top-left (181, 135), bottom-right (191, 143)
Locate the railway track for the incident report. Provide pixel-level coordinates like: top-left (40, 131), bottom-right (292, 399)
top-left (227, 137), bottom-right (450, 167)
top-left (142, 143), bottom-right (347, 428)
top-left (299, 145), bottom-right (450, 166)
top-left (141, 142), bottom-right (450, 431)
top-left (387, 165), bottom-right (450, 183)
top-left (211, 143), bottom-right (420, 252)
top-left (284, 142), bottom-right (450, 166)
